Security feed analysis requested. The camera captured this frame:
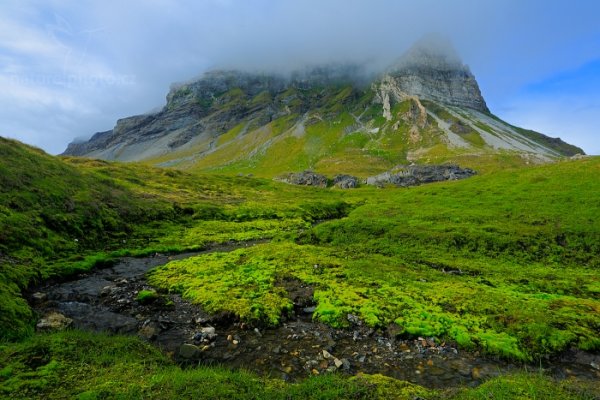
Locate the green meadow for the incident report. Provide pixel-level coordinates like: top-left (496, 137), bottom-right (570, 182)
top-left (1, 137), bottom-right (598, 398)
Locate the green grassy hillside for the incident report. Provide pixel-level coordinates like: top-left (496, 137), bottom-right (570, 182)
top-left (150, 157), bottom-right (600, 360)
top-left (148, 95), bottom-right (561, 177)
top-left (0, 137), bottom-right (352, 340)
top-left (1, 137), bottom-right (598, 398)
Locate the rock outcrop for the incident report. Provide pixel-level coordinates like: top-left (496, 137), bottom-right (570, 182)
top-left (276, 171), bottom-right (329, 188)
top-left (333, 175), bottom-right (360, 189)
top-left (366, 164), bottom-right (476, 187)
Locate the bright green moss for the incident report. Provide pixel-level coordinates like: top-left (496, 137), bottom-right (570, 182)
top-left (136, 290), bottom-right (159, 304)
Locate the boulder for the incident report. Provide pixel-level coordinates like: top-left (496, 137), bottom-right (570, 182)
top-left (276, 171), bottom-right (328, 188)
top-left (179, 343), bottom-right (201, 359)
top-left (333, 174), bottom-right (359, 189)
top-left (36, 312), bottom-right (73, 331)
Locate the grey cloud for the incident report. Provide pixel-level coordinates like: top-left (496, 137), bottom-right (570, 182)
top-left (1, 0), bottom-right (599, 154)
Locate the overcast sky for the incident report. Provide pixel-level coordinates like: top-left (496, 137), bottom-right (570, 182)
top-left (1, 0), bottom-right (599, 155)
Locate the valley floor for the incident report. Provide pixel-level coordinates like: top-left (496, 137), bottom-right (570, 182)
top-left (1, 139), bottom-right (599, 398)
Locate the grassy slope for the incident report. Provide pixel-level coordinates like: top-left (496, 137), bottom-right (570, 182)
top-left (149, 158), bottom-right (600, 360)
top-left (142, 84), bottom-right (578, 178)
top-left (1, 331), bottom-right (596, 399)
top-left (0, 137), bottom-right (352, 341)
top-left (1, 137), bottom-right (599, 398)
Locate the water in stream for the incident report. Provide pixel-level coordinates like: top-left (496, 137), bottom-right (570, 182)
top-left (28, 243), bottom-right (600, 389)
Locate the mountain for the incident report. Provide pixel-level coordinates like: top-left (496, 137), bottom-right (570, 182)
top-left (63, 36), bottom-right (583, 176)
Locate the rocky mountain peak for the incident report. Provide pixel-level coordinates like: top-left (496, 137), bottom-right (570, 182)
top-left (383, 34), bottom-right (489, 113)
top-left (62, 35), bottom-right (583, 166)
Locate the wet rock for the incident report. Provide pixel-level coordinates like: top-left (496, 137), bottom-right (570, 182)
top-left (347, 314), bottom-right (361, 325)
top-left (31, 292), bottom-right (47, 303)
top-left (334, 358), bottom-right (343, 368)
top-left (193, 326), bottom-right (217, 343)
top-left (138, 324), bottom-right (158, 340)
top-left (201, 326), bottom-right (216, 338)
top-left (100, 285), bottom-right (115, 297)
top-left (302, 306), bottom-right (316, 314)
top-left (179, 343), bottom-right (200, 359)
top-left (36, 312), bottom-right (73, 331)
top-left (341, 358), bottom-right (351, 370)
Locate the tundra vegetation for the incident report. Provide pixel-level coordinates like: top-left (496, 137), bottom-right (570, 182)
top-left (1, 137), bottom-right (598, 399)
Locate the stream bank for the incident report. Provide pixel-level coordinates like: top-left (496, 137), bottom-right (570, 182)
top-left (28, 243), bottom-right (600, 389)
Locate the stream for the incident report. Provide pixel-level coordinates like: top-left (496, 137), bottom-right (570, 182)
top-left (28, 242), bottom-right (600, 389)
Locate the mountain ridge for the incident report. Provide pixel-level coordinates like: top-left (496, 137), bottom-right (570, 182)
top-left (63, 37), bottom-right (584, 174)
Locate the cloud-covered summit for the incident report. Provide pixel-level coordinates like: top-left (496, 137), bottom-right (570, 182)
top-left (1, 0), bottom-right (599, 154)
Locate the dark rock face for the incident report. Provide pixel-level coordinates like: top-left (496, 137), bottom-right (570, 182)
top-left (366, 165), bottom-right (475, 187)
top-left (276, 171), bottom-right (329, 188)
top-left (63, 71), bottom-right (289, 159)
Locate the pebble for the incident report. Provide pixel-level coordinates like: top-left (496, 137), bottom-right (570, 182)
top-left (201, 326), bottom-right (216, 335)
top-left (322, 349), bottom-right (332, 359)
top-left (311, 368), bottom-right (320, 375)
top-left (341, 359), bottom-right (351, 370)
top-left (334, 358), bottom-right (343, 368)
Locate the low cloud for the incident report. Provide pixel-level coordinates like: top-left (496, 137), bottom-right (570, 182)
top-left (1, 0), bottom-right (599, 154)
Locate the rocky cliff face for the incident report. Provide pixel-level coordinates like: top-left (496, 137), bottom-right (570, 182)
top-left (63, 36), bottom-right (583, 174)
top-left (380, 35), bottom-right (489, 113)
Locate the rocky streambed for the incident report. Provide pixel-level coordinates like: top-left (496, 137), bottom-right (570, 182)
top-left (28, 243), bottom-right (600, 389)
